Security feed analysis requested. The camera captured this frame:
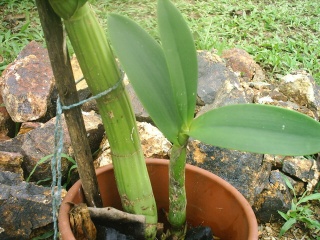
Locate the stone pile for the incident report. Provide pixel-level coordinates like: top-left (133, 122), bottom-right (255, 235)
top-left (0, 41), bottom-right (319, 238)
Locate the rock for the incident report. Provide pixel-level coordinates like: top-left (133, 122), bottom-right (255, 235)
top-left (253, 170), bottom-right (293, 223)
top-left (21, 111), bottom-right (103, 182)
top-left (196, 77), bottom-right (249, 117)
top-left (0, 41), bottom-right (57, 122)
top-left (0, 93), bottom-right (15, 138)
top-left (17, 121), bottom-right (43, 135)
top-left (138, 122), bottom-right (171, 159)
top-left (278, 70), bottom-right (320, 119)
top-left (186, 140), bottom-right (271, 205)
top-left (0, 151), bottom-right (23, 177)
top-left (82, 111), bottom-right (105, 153)
top-left (95, 122), bottom-right (171, 167)
top-left (282, 156), bottom-right (319, 191)
top-left (20, 115), bottom-right (72, 183)
top-left (222, 48), bottom-right (266, 82)
top-left (0, 111), bottom-right (103, 183)
top-left (0, 135), bottom-right (25, 154)
top-left (197, 50), bottom-right (241, 105)
top-left (126, 82), bottom-right (150, 122)
top-left (0, 171), bottom-right (53, 239)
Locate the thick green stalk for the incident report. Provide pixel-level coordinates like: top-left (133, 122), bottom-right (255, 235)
top-left (48, 1), bottom-right (157, 238)
top-left (168, 142), bottom-right (188, 238)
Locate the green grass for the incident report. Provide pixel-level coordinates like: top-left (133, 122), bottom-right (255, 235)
top-left (1, 0), bottom-right (319, 82)
top-left (0, 0), bottom-right (43, 72)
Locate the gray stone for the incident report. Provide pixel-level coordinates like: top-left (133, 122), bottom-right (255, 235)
top-left (197, 50), bottom-right (241, 105)
top-left (282, 156), bottom-right (319, 191)
top-left (0, 41), bottom-right (57, 122)
top-left (0, 171), bottom-right (53, 239)
top-left (126, 81), bottom-right (150, 122)
top-left (186, 140), bottom-right (270, 205)
top-left (196, 77), bottom-right (249, 117)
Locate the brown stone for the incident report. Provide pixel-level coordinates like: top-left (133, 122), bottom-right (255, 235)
top-left (0, 151), bottom-right (23, 176)
top-left (0, 93), bottom-right (15, 138)
top-left (17, 122), bottom-right (43, 135)
top-left (0, 41), bottom-right (56, 122)
top-left (222, 48), bottom-right (266, 82)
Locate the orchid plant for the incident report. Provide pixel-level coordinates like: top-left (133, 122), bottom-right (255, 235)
top-left (108, 0), bottom-right (320, 238)
top-left (48, 0), bottom-right (320, 239)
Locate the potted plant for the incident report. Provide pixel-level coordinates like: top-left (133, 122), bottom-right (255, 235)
top-left (44, 0), bottom-right (320, 239)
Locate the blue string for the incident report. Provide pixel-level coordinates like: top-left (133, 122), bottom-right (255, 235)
top-left (51, 77), bottom-right (122, 239)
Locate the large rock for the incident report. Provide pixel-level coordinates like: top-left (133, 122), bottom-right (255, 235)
top-left (197, 50), bottom-right (241, 105)
top-left (186, 140), bottom-right (271, 205)
top-left (253, 170), bottom-right (293, 223)
top-left (21, 111), bottom-right (103, 182)
top-left (0, 112), bottom-right (103, 183)
top-left (0, 41), bottom-right (57, 122)
top-left (282, 156), bottom-right (319, 191)
top-left (0, 171), bottom-right (54, 239)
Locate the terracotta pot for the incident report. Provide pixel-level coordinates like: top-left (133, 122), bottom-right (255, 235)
top-left (59, 159), bottom-right (258, 239)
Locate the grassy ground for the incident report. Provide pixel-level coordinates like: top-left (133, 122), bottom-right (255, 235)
top-left (1, 0), bottom-right (319, 82)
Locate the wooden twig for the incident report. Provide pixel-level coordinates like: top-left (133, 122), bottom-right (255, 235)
top-left (35, 0), bottom-right (102, 208)
top-left (88, 206), bottom-right (146, 239)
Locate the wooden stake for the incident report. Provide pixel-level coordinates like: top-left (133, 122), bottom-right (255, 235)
top-left (35, 0), bottom-right (102, 208)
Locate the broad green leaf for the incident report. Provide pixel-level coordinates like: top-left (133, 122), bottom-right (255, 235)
top-left (158, 0), bottom-right (197, 127)
top-left (189, 104), bottom-right (320, 155)
top-left (108, 14), bottom-right (182, 144)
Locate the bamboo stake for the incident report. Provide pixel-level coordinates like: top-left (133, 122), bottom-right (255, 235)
top-left (35, 0), bottom-right (102, 208)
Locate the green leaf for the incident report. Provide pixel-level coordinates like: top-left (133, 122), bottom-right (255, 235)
top-left (31, 230), bottom-right (54, 240)
top-left (108, 14), bottom-right (182, 144)
top-left (298, 193), bottom-right (320, 204)
top-left (189, 104), bottom-right (320, 155)
top-left (26, 154), bottom-right (53, 182)
top-left (61, 153), bottom-right (76, 165)
top-left (158, 0), bottom-right (197, 127)
top-left (279, 218), bottom-right (296, 237)
top-left (298, 216), bottom-right (320, 228)
top-left (278, 211), bottom-right (289, 221)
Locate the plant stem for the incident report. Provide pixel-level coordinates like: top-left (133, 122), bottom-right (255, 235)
top-left (168, 143), bottom-right (188, 238)
top-left (48, 1), bottom-right (157, 238)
